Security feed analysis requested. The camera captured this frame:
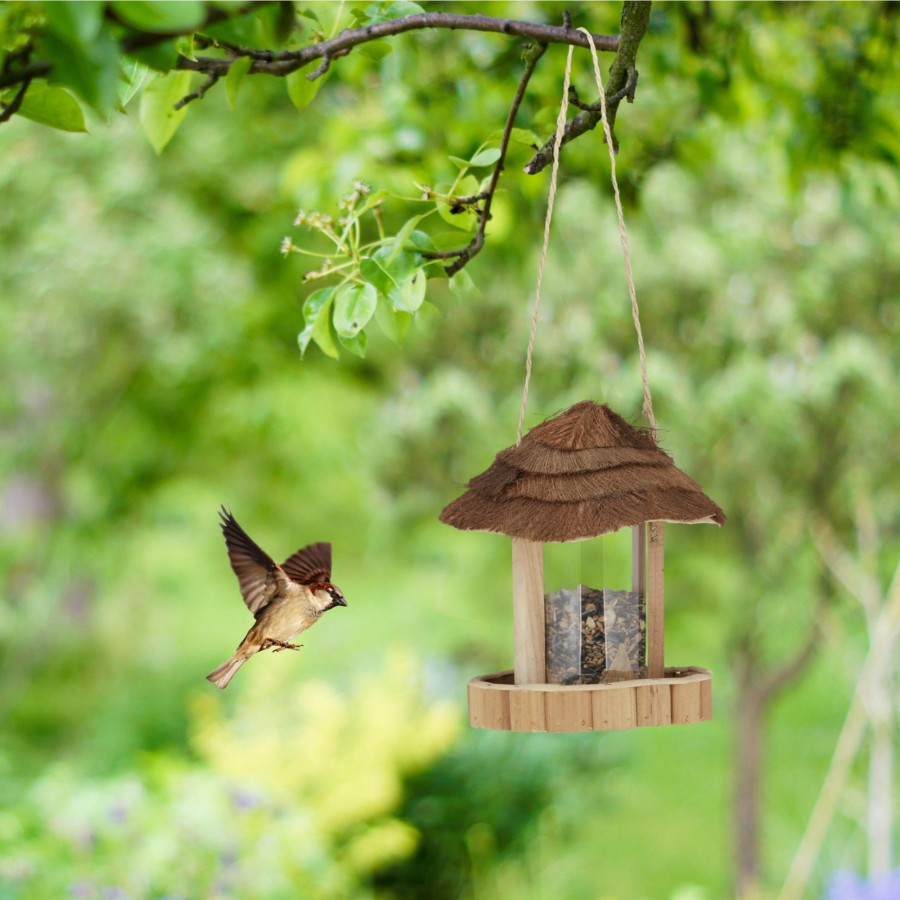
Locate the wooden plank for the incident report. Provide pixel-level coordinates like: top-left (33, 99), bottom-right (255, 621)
top-left (670, 679), bottom-right (702, 724)
top-left (647, 521), bottom-right (665, 678)
top-left (635, 682), bottom-right (672, 727)
top-left (592, 684), bottom-right (637, 731)
top-left (631, 523), bottom-right (646, 596)
top-left (699, 674), bottom-right (713, 720)
top-left (545, 687), bottom-right (593, 732)
top-left (508, 688), bottom-right (546, 732)
top-left (468, 681), bottom-right (511, 730)
top-left (511, 538), bottom-right (546, 684)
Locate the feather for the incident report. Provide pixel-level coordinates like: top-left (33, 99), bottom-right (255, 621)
top-left (219, 506), bottom-right (284, 615)
top-left (282, 542), bottom-right (332, 585)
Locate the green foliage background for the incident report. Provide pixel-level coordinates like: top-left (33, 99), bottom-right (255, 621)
top-left (0, 2), bottom-right (898, 898)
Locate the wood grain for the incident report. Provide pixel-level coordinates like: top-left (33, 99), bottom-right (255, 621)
top-left (511, 538), bottom-right (546, 684)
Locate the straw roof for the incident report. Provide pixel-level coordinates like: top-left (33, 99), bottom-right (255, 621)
top-left (440, 401), bottom-right (725, 542)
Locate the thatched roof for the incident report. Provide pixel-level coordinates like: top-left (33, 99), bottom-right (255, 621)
top-left (440, 401), bottom-right (725, 542)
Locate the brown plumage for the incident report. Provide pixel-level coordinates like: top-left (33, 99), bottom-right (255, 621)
top-left (206, 507), bottom-right (347, 689)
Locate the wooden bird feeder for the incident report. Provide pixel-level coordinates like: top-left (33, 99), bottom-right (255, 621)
top-left (440, 400), bottom-right (726, 733)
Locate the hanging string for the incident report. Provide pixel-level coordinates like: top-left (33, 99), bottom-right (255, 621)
top-left (516, 28), bottom-right (658, 443)
top-left (517, 44), bottom-right (574, 445)
top-left (578, 26), bottom-right (657, 438)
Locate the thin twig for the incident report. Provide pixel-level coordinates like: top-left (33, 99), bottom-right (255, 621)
top-left (421, 42), bottom-right (548, 275)
top-left (173, 73), bottom-right (222, 110)
top-left (0, 79), bottom-right (31, 125)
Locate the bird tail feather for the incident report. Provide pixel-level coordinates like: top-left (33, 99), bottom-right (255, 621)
top-left (206, 653), bottom-right (248, 689)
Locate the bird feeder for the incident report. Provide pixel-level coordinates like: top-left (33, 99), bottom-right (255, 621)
top-left (440, 400), bottom-right (725, 733)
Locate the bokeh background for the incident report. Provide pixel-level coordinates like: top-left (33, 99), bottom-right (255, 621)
top-left (1, 3), bottom-right (898, 898)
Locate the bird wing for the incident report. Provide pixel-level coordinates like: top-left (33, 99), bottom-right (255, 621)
top-left (281, 541), bottom-right (332, 585)
top-left (219, 507), bottom-right (289, 615)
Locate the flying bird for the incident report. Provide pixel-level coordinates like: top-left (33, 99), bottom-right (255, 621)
top-left (206, 507), bottom-right (347, 689)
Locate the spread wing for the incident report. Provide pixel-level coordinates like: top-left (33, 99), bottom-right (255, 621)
top-left (219, 507), bottom-right (288, 615)
top-left (282, 541), bottom-right (331, 585)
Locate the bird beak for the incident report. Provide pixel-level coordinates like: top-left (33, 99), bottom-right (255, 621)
top-left (334, 596), bottom-right (348, 607)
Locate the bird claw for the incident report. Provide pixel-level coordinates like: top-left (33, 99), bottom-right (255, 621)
top-left (264, 638), bottom-right (303, 653)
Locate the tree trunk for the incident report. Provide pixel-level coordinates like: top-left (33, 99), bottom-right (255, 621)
top-left (735, 682), bottom-right (764, 899)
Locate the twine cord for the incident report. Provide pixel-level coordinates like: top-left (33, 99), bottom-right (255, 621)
top-left (517, 44), bottom-right (574, 445)
top-left (516, 27), bottom-right (657, 443)
top-left (578, 27), bottom-right (657, 438)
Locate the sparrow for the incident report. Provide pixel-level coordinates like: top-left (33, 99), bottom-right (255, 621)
top-left (206, 507), bottom-right (347, 689)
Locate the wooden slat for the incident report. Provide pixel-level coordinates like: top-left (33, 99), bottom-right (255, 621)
top-left (647, 521), bottom-right (665, 678)
top-left (509, 688), bottom-right (546, 731)
top-left (700, 674), bottom-right (713, 720)
top-left (545, 686), bottom-right (593, 732)
top-left (592, 684), bottom-right (637, 730)
top-left (670, 679), bottom-right (702, 724)
top-left (468, 682), bottom-right (511, 730)
top-left (511, 538), bottom-right (546, 684)
top-left (631, 523), bottom-right (646, 596)
top-left (467, 669), bottom-right (711, 733)
top-left (635, 682), bottom-right (672, 727)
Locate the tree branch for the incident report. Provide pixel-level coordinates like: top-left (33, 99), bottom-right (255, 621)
top-left (421, 42), bottom-right (548, 276)
top-left (0, 79), bottom-right (31, 126)
top-left (525, 1), bottom-right (652, 174)
top-left (175, 12), bottom-right (618, 80)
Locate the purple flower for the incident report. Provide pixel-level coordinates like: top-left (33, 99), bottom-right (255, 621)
top-left (825, 870), bottom-right (900, 900)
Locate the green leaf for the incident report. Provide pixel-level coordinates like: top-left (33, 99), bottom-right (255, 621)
top-left (449, 147), bottom-right (500, 169)
top-left (338, 330), bottom-right (368, 357)
top-left (395, 269), bottom-right (427, 313)
top-left (225, 56), bottom-right (253, 110)
top-left (286, 69), bottom-right (323, 112)
top-left (357, 40), bottom-right (394, 61)
top-left (298, 7), bottom-right (323, 27)
top-left (175, 34), bottom-right (196, 62)
top-left (449, 269), bottom-right (480, 301)
top-left (469, 147), bottom-right (501, 167)
top-left (387, 215), bottom-right (424, 263)
top-left (202, 8), bottom-right (265, 47)
top-left (16, 84), bottom-right (87, 133)
top-left (359, 255), bottom-right (394, 299)
top-left (358, 188), bottom-right (390, 214)
top-left (139, 70), bottom-right (192, 154)
top-left (360, 247), bottom-right (417, 309)
top-left (298, 287), bottom-right (335, 357)
top-left (111, 1), bottom-right (207, 33)
top-left (119, 61), bottom-right (151, 109)
top-left (44, 2), bottom-right (103, 45)
top-left (333, 282), bottom-right (377, 337)
top-left (364, 2), bottom-right (425, 25)
top-left (431, 231), bottom-right (467, 251)
top-left (124, 41), bottom-right (179, 73)
top-left (406, 230), bottom-right (437, 253)
top-left (37, 26), bottom-right (120, 112)
top-left (312, 299), bottom-right (339, 358)
top-left (506, 127), bottom-right (541, 147)
top-left (374, 303), bottom-right (414, 343)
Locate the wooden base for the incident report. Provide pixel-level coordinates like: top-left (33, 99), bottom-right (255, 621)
top-left (468, 667), bottom-right (712, 733)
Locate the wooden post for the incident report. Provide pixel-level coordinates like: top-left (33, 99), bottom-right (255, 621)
top-left (631, 523), bottom-right (646, 596)
top-left (647, 521), bottom-right (665, 677)
top-left (511, 538), bottom-right (546, 684)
